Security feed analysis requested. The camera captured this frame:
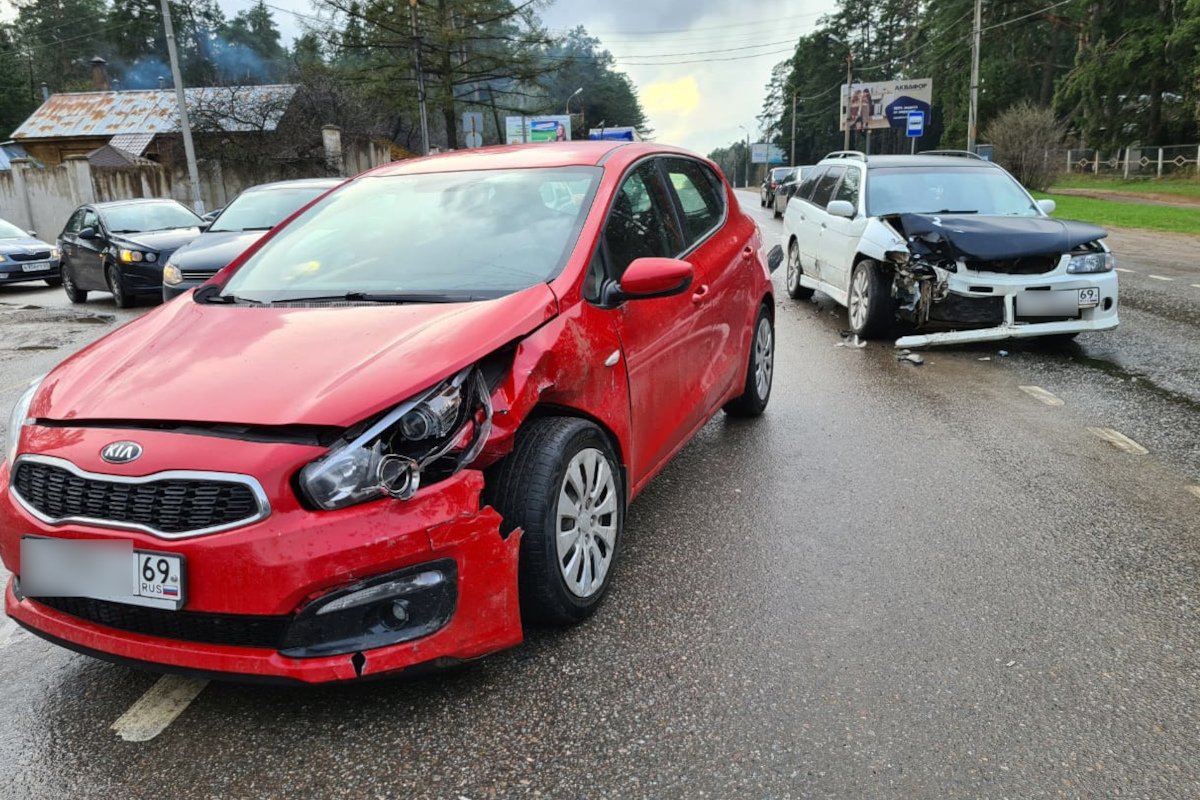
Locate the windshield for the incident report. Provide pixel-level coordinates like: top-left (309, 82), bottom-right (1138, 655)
top-left (210, 186), bottom-right (332, 233)
top-left (866, 166), bottom-right (1040, 217)
top-left (102, 203), bottom-right (201, 234)
top-left (0, 220), bottom-right (28, 239)
top-left (771, 168), bottom-right (792, 181)
top-left (220, 167), bottom-right (601, 303)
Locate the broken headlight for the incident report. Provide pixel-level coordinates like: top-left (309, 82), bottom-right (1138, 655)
top-left (298, 366), bottom-right (492, 511)
top-left (1067, 250), bottom-right (1115, 274)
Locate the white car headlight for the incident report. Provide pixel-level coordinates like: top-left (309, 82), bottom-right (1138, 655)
top-left (1067, 251), bottom-right (1114, 274)
top-left (6, 376), bottom-right (43, 467)
top-left (298, 366), bottom-right (492, 511)
top-left (163, 263), bottom-right (183, 285)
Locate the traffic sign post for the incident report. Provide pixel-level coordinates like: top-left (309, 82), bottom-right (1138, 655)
top-left (907, 111), bottom-right (924, 154)
top-left (463, 111), bottom-right (484, 149)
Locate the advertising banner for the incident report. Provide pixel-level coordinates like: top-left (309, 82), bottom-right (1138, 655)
top-left (505, 115), bottom-right (572, 144)
top-left (838, 79), bottom-right (933, 132)
top-left (751, 143), bottom-right (785, 164)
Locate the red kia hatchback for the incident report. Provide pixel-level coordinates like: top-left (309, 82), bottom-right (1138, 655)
top-left (1, 142), bottom-right (776, 683)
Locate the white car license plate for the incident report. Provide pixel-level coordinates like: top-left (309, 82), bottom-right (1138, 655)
top-left (20, 262), bottom-right (49, 272)
top-left (1077, 287), bottom-right (1100, 308)
top-left (21, 536), bottom-right (185, 610)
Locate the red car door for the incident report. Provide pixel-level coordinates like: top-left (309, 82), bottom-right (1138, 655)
top-left (599, 159), bottom-right (709, 488)
top-left (659, 157), bottom-right (753, 416)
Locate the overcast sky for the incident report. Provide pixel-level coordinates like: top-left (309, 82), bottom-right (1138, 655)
top-left (253, 0), bottom-right (833, 157)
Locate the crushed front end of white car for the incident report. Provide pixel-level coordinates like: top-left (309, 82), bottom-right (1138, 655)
top-left (867, 213), bottom-right (1119, 347)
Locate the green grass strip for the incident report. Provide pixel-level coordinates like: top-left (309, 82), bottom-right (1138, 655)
top-left (1049, 176), bottom-right (1200, 199)
top-left (1033, 192), bottom-right (1200, 235)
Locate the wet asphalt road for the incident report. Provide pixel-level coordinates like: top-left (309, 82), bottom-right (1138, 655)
top-left (1, 198), bottom-right (1199, 799)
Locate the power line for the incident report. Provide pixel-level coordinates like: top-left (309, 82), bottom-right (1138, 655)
top-left (544, 9), bottom-right (827, 38)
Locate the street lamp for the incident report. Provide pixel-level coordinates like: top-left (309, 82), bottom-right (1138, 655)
top-left (828, 34), bottom-right (853, 151)
top-left (738, 124), bottom-right (750, 189)
top-left (788, 84), bottom-right (798, 165)
top-left (565, 87), bottom-right (583, 140)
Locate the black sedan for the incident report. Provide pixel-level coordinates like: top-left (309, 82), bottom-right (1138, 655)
top-left (162, 178), bottom-right (342, 300)
top-left (0, 218), bottom-right (60, 287)
top-left (58, 199), bottom-right (202, 307)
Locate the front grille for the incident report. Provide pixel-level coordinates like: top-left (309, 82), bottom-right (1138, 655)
top-left (965, 256), bottom-right (1058, 275)
top-left (929, 294), bottom-right (1005, 326)
top-left (32, 595), bottom-right (288, 649)
top-left (13, 460), bottom-right (262, 535)
top-left (9, 251), bottom-right (52, 262)
top-left (180, 270), bottom-right (216, 281)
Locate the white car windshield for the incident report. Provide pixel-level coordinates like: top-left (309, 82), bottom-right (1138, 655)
top-left (210, 186), bottom-right (332, 233)
top-left (103, 203), bottom-right (202, 234)
top-left (220, 166), bottom-right (601, 303)
top-left (867, 166), bottom-right (1040, 217)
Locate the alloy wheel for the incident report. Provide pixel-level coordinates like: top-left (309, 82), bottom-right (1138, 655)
top-left (754, 316), bottom-right (774, 400)
top-left (556, 448), bottom-right (618, 599)
top-left (787, 245), bottom-right (801, 293)
top-left (850, 267), bottom-right (869, 331)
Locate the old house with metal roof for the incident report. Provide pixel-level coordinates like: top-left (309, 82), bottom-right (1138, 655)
top-left (9, 59), bottom-right (298, 168)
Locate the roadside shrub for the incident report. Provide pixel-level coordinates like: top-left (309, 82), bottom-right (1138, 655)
top-left (983, 102), bottom-right (1065, 191)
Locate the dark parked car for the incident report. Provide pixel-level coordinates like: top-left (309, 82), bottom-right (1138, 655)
top-left (0, 218), bottom-right (59, 287)
top-left (58, 199), bottom-right (202, 308)
top-left (759, 166), bottom-right (796, 208)
top-left (772, 166), bottom-right (815, 218)
top-left (163, 178), bottom-right (343, 300)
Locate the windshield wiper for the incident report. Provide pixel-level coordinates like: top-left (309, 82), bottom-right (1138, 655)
top-left (928, 209), bottom-right (979, 214)
top-left (193, 285), bottom-right (261, 305)
top-left (266, 292), bottom-right (476, 305)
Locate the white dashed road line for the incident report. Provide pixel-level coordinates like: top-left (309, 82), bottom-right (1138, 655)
top-left (111, 675), bottom-right (209, 742)
top-left (1087, 427), bottom-right (1149, 455)
top-left (1192, 284), bottom-right (1200, 290)
top-left (1148, 275), bottom-right (1174, 281)
top-left (1187, 486), bottom-right (1200, 501)
top-left (1115, 268), bottom-right (1137, 274)
top-left (1019, 385), bottom-right (1064, 406)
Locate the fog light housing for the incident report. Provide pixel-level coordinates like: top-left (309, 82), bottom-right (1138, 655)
top-left (279, 560), bottom-right (457, 658)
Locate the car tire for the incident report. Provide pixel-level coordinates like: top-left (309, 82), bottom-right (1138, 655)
top-left (61, 265), bottom-right (86, 303)
top-left (761, 195), bottom-right (766, 208)
top-left (847, 259), bottom-right (895, 339)
top-left (773, 197), bottom-right (782, 219)
top-left (724, 304), bottom-right (774, 418)
top-left (106, 263), bottom-right (134, 309)
top-left (484, 417), bottom-right (624, 626)
top-left (785, 240), bottom-right (814, 300)
top-left (43, 276), bottom-right (62, 287)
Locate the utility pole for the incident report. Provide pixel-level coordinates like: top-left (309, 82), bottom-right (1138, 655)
top-left (159, 0), bottom-right (204, 214)
top-left (566, 87), bottom-right (582, 139)
top-left (738, 124), bottom-right (750, 188)
top-left (790, 87), bottom-right (797, 165)
top-left (967, 0), bottom-right (982, 152)
top-left (409, 0), bottom-right (430, 155)
top-left (829, 35), bottom-right (853, 151)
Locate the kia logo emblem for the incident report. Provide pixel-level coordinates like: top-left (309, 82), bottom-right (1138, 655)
top-left (100, 441), bottom-right (143, 464)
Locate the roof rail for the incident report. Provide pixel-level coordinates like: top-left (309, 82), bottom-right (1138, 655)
top-left (823, 150), bottom-right (868, 162)
top-left (919, 149), bottom-right (985, 160)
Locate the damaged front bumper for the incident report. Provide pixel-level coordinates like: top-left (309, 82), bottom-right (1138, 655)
top-left (0, 427), bottom-right (522, 684)
top-left (894, 268), bottom-right (1119, 348)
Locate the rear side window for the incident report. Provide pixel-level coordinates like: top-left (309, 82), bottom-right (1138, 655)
top-left (797, 167), bottom-right (826, 202)
top-left (603, 161), bottom-right (685, 279)
top-left (662, 158), bottom-right (724, 246)
top-left (64, 210), bottom-right (84, 234)
top-left (811, 167), bottom-right (845, 209)
top-left (834, 168), bottom-right (862, 207)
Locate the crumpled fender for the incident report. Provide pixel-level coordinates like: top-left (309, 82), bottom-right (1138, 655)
top-left (858, 217), bottom-right (909, 264)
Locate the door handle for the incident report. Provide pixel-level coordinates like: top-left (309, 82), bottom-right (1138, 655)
top-left (691, 284), bottom-right (710, 304)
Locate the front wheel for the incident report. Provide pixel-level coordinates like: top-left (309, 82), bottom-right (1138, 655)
top-left (106, 264), bottom-right (134, 309)
top-left (785, 241), bottom-right (814, 300)
top-left (724, 305), bottom-right (774, 417)
top-left (61, 265), bottom-right (87, 303)
top-left (847, 260), bottom-right (895, 339)
top-left (484, 417), bottom-right (623, 626)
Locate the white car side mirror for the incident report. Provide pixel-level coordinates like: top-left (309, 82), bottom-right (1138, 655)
top-left (827, 200), bottom-right (856, 219)
top-left (1037, 198), bottom-right (1056, 215)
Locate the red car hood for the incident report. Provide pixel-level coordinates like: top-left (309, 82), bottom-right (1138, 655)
top-left (35, 285), bottom-right (558, 428)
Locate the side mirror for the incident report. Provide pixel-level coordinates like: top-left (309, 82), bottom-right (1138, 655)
top-left (766, 245), bottom-right (783, 274)
top-left (826, 200), bottom-right (856, 219)
top-left (78, 227), bottom-right (97, 240)
top-left (602, 257), bottom-right (693, 305)
top-left (1037, 198), bottom-right (1056, 215)
top-left (26, 230), bottom-right (36, 237)
top-left (198, 221), bottom-right (212, 232)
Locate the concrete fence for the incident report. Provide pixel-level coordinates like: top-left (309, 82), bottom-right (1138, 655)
top-left (0, 129), bottom-right (391, 238)
top-left (1049, 144), bottom-right (1200, 178)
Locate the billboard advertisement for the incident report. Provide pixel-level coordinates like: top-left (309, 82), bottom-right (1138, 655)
top-left (505, 115), bottom-right (572, 144)
top-left (838, 79), bottom-right (933, 132)
top-left (751, 143), bottom-right (785, 164)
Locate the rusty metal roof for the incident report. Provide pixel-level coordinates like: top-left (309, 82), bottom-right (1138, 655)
top-left (11, 85), bottom-right (298, 140)
top-left (108, 132), bottom-right (155, 155)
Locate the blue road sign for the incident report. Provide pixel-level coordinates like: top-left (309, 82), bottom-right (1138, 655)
top-left (906, 111), bottom-right (925, 137)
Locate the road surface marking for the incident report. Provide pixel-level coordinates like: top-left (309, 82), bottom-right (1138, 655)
top-left (1148, 275), bottom-right (1173, 281)
top-left (111, 675), bottom-right (209, 742)
top-left (1019, 385), bottom-right (1064, 406)
top-left (1187, 486), bottom-right (1200, 501)
top-left (1192, 284), bottom-right (1200, 290)
top-left (1087, 427), bottom-right (1149, 455)
top-left (1114, 268), bottom-right (1137, 274)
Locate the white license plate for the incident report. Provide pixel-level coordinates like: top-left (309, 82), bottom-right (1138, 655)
top-left (21, 536), bottom-right (185, 610)
top-left (1078, 287), bottom-right (1100, 308)
top-left (20, 262), bottom-right (50, 272)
